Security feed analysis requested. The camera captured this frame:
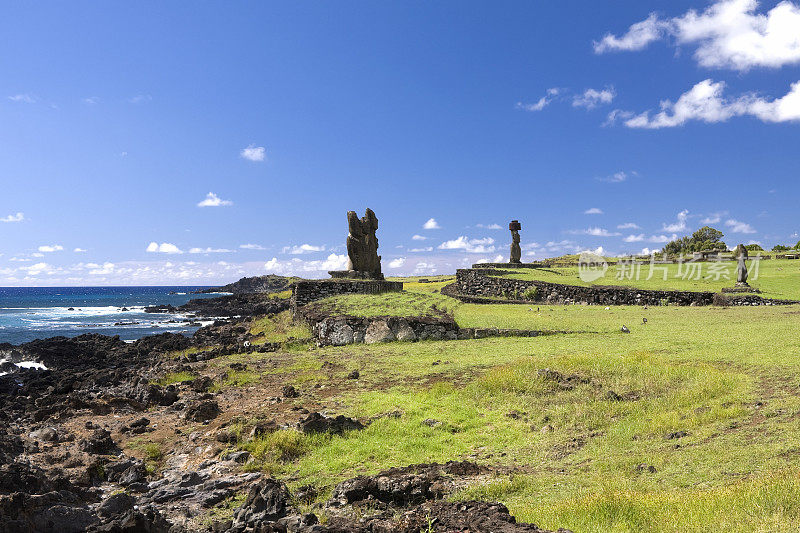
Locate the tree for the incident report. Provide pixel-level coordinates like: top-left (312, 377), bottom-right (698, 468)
top-left (796, 240), bottom-right (800, 250)
top-left (745, 244), bottom-right (764, 251)
top-left (662, 226), bottom-right (727, 255)
top-left (772, 245), bottom-right (791, 252)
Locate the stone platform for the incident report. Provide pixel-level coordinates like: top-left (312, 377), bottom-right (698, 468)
top-left (471, 262), bottom-right (546, 269)
top-left (292, 278), bottom-right (403, 311)
top-left (328, 270), bottom-right (384, 280)
top-left (721, 285), bottom-right (761, 293)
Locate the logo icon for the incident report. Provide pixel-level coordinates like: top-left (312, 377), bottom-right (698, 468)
top-left (578, 251), bottom-right (608, 282)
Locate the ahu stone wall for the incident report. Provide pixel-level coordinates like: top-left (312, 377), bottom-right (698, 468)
top-left (291, 279), bottom-right (403, 312)
top-left (296, 310), bottom-right (547, 346)
top-left (455, 268), bottom-right (715, 306)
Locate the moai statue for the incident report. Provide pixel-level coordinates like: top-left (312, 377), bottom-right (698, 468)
top-left (734, 243), bottom-right (749, 286)
top-left (509, 220), bottom-right (522, 264)
top-left (337, 208), bottom-right (383, 279)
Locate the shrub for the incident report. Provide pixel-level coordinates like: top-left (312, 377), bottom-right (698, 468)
top-left (524, 287), bottom-right (539, 300)
top-left (243, 430), bottom-right (310, 463)
top-left (144, 442), bottom-right (163, 461)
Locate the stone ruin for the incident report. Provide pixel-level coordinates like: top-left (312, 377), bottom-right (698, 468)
top-left (329, 208), bottom-right (383, 280)
top-left (294, 207), bottom-right (402, 312)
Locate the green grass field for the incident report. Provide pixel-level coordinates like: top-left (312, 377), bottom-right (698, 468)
top-left (491, 258), bottom-right (800, 301)
top-left (236, 273), bottom-right (800, 531)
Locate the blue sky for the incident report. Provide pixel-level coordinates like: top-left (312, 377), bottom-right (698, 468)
top-left (1, 0), bottom-right (799, 285)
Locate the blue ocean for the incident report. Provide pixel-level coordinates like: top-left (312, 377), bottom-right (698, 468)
top-left (0, 286), bottom-right (224, 345)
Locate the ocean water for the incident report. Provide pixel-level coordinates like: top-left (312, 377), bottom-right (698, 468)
top-left (0, 286), bottom-right (225, 345)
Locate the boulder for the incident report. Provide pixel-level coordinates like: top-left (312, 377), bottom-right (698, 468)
top-left (96, 492), bottom-right (135, 518)
top-left (184, 400), bottom-right (220, 422)
top-left (231, 478), bottom-right (291, 527)
top-left (326, 321), bottom-right (354, 346)
top-left (29, 427), bottom-right (59, 443)
top-left (365, 320), bottom-right (395, 344)
top-left (392, 320), bottom-right (417, 342)
top-left (281, 385), bottom-right (299, 398)
top-left (79, 428), bottom-right (117, 455)
top-left (298, 412), bottom-right (364, 435)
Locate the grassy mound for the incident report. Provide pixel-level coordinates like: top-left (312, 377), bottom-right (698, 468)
top-left (495, 258), bottom-right (800, 300)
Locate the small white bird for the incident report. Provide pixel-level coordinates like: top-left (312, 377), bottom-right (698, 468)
top-left (621, 325), bottom-right (630, 333)
top-left (604, 306), bottom-right (610, 310)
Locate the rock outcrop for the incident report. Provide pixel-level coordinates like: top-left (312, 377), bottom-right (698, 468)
top-left (198, 274), bottom-right (295, 295)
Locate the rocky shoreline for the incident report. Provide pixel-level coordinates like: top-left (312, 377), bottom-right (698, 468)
top-left (0, 294), bottom-right (565, 533)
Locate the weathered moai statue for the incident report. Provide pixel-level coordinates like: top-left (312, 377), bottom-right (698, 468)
top-left (509, 220), bottom-right (522, 264)
top-left (339, 208), bottom-right (383, 279)
top-left (734, 243), bottom-right (749, 285)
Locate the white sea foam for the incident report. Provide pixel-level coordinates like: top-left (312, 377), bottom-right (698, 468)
top-left (0, 359), bottom-right (48, 376)
top-left (16, 361), bottom-right (47, 370)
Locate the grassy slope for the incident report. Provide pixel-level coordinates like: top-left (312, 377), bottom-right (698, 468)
top-left (495, 259), bottom-right (800, 300)
top-left (237, 279), bottom-right (800, 531)
top-left (301, 290), bottom-right (458, 318)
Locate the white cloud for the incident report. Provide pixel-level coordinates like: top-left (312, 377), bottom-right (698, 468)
top-left (88, 262), bottom-right (115, 275)
top-left (584, 207), bottom-right (604, 215)
top-left (22, 262), bottom-right (54, 276)
top-left (82, 96), bottom-right (99, 105)
top-left (568, 227), bottom-right (621, 237)
top-left (663, 210), bottom-right (689, 232)
top-left (583, 246), bottom-right (607, 256)
top-left (516, 88), bottom-right (561, 112)
top-left (73, 248), bottom-right (87, 253)
top-left (476, 223), bottom-right (503, 230)
top-left (189, 247), bottom-right (234, 254)
top-left (388, 257), bottom-right (406, 268)
top-left (423, 218), bottom-right (441, 230)
top-left (8, 94), bottom-right (37, 104)
top-left (725, 218), bottom-right (757, 233)
top-left (595, 0), bottom-right (800, 71)
top-left (573, 88), bottom-right (616, 109)
top-left (128, 94), bottom-right (152, 104)
top-left (599, 171), bottom-right (633, 183)
top-left (438, 236), bottom-right (496, 253)
top-left (240, 145), bottom-right (266, 162)
top-left (146, 242), bottom-right (183, 254)
top-left (38, 244), bottom-right (63, 253)
top-left (594, 13), bottom-right (667, 53)
top-left (282, 244), bottom-right (325, 255)
top-left (409, 247), bottom-right (434, 252)
top-left (1, 212), bottom-right (24, 223)
top-left (618, 79), bottom-right (800, 128)
top-left (618, 222), bottom-right (640, 229)
top-left (641, 247), bottom-right (654, 255)
top-left (240, 243), bottom-right (266, 250)
top-left (411, 234), bottom-right (427, 241)
top-left (413, 262), bottom-right (438, 275)
top-left (542, 240), bottom-right (582, 254)
top-left (648, 234), bottom-right (678, 243)
top-left (701, 213), bottom-right (724, 224)
top-left (624, 234), bottom-right (646, 242)
top-left (264, 253), bottom-right (348, 275)
top-left (197, 192), bottom-right (233, 207)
